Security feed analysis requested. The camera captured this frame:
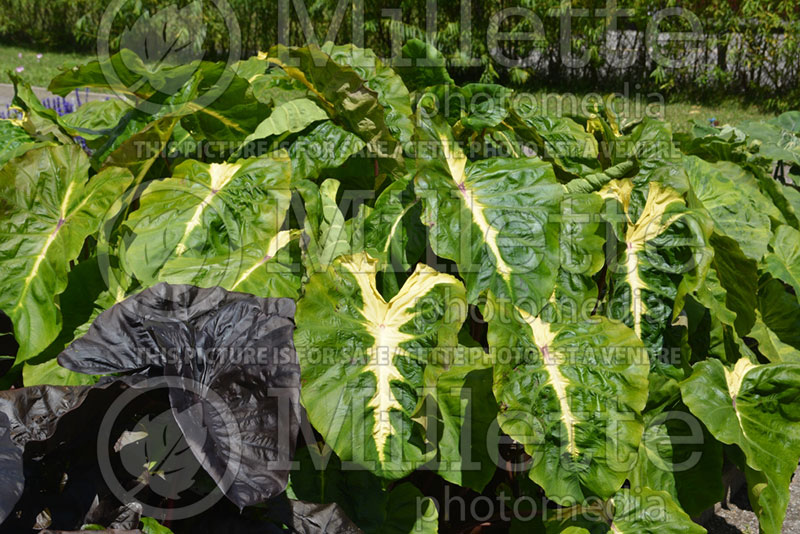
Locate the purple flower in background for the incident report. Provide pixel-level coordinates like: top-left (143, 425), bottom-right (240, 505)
top-left (15, 66), bottom-right (24, 73)
top-left (17, 52), bottom-right (21, 59)
top-left (1, 94), bottom-right (91, 155)
top-left (42, 95), bottom-right (76, 116)
top-left (0, 104), bottom-right (22, 120)
top-left (1, 86), bottom-right (91, 157)
top-left (36, 53), bottom-right (42, 61)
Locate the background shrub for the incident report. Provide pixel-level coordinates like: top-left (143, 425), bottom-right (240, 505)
top-left (0, 0), bottom-right (797, 108)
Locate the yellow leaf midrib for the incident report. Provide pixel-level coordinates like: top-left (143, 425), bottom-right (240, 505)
top-left (622, 182), bottom-right (685, 340)
top-left (13, 178), bottom-right (80, 314)
top-left (174, 162), bottom-right (241, 256)
top-left (231, 229), bottom-right (297, 290)
top-left (337, 254), bottom-right (456, 462)
top-left (439, 133), bottom-right (512, 282)
top-left (725, 358), bottom-right (756, 440)
top-left (516, 307), bottom-right (579, 457)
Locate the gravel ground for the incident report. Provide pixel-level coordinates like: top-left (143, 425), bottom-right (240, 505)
top-left (704, 467), bottom-right (800, 533)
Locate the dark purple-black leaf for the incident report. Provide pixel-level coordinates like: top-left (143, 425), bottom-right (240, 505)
top-left (0, 381), bottom-right (133, 528)
top-left (58, 283), bottom-right (301, 510)
top-left (288, 501), bottom-right (364, 534)
top-left (0, 412), bottom-right (24, 525)
top-left (0, 384), bottom-right (96, 524)
top-left (83, 496), bottom-right (142, 530)
top-left (172, 496), bottom-right (363, 534)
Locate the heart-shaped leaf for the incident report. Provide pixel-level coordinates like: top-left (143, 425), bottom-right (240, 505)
top-left (59, 283), bottom-right (301, 509)
top-left (0, 145), bottom-right (133, 364)
top-left (295, 253), bottom-right (467, 478)
top-left (490, 296), bottom-right (649, 504)
top-left (681, 359), bottom-right (800, 534)
top-left (415, 112), bottom-right (562, 314)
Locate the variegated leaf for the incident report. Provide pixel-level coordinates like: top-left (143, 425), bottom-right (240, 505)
top-left (415, 112), bottom-right (562, 315)
top-left (120, 152), bottom-right (292, 287)
top-left (0, 145), bottom-right (133, 364)
top-left (682, 359), bottom-right (800, 534)
top-left (490, 295), bottom-right (649, 504)
top-left (601, 178), bottom-right (711, 354)
top-left (542, 487), bottom-right (706, 534)
top-left (294, 252), bottom-right (467, 478)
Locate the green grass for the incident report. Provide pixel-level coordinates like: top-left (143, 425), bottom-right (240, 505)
top-left (0, 44), bottom-right (776, 131)
top-left (529, 90), bottom-right (775, 132)
top-left (0, 44), bottom-right (95, 87)
top-left (660, 99), bottom-right (775, 132)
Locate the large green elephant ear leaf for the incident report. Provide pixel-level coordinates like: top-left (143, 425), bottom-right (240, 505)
top-left (94, 116), bottom-right (180, 201)
top-left (602, 178), bottom-right (711, 354)
top-left (763, 225), bottom-right (800, 303)
top-left (543, 487), bottom-right (705, 534)
top-left (682, 157), bottom-right (776, 261)
top-left (239, 98), bottom-right (329, 151)
top-left (415, 112), bottom-right (562, 314)
top-left (178, 65), bottom-right (270, 145)
top-left (508, 110), bottom-right (601, 177)
top-left (9, 73), bottom-right (73, 144)
top-left (156, 230), bottom-right (302, 299)
top-left (770, 111), bottom-right (800, 133)
top-left (394, 39), bottom-right (454, 92)
top-left (319, 43), bottom-right (415, 150)
top-left (294, 252), bottom-right (467, 478)
top-left (629, 405), bottom-right (724, 517)
top-left (452, 84), bottom-right (513, 131)
top-left (119, 152), bottom-right (292, 289)
top-left (617, 118), bottom-right (674, 166)
top-left (747, 276), bottom-right (800, 363)
top-left (48, 49), bottom-right (162, 99)
top-left (699, 233), bottom-right (758, 337)
top-left (287, 122), bottom-right (366, 183)
top-left (420, 359), bottom-right (498, 493)
top-left (264, 44), bottom-right (403, 174)
top-left (0, 145), bottom-right (133, 365)
top-left (249, 69), bottom-right (314, 107)
top-left (551, 192), bottom-right (606, 315)
top-left (748, 310), bottom-right (800, 363)
top-left (681, 359), bottom-right (800, 534)
top-left (738, 118), bottom-right (800, 167)
top-left (675, 121), bottom-right (749, 163)
top-left (296, 178), bottom-right (355, 275)
top-left (745, 162), bottom-right (800, 229)
top-left (489, 296), bottom-right (649, 504)
top-left (0, 120), bottom-right (50, 168)
top-left (362, 176), bottom-right (424, 274)
top-left (57, 98), bottom-right (132, 146)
